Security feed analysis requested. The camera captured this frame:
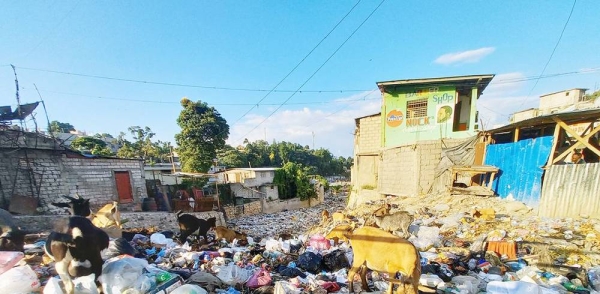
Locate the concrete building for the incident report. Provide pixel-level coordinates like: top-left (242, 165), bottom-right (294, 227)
top-left (0, 129), bottom-right (148, 214)
top-left (539, 88), bottom-right (588, 115)
top-left (350, 74), bottom-right (495, 207)
top-left (144, 162), bottom-right (181, 186)
top-left (218, 168), bottom-right (279, 200)
top-left (509, 88), bottom-right (598, 123)
top-left (509, 108), bottom-right (539, 123)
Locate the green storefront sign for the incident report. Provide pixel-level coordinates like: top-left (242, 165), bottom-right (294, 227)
top-left (382, 85), bottom-right (477, 147)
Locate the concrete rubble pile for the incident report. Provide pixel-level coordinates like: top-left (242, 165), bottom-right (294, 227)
top-left (0, 192), bottom-right (599, 294)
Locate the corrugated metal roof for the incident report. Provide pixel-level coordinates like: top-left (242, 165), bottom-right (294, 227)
top-left (538, 163), bottom-right (600, 218)
top-left (488, 108), bottom-right (600, 134)
top-left (376, 74), bottom-right (495, 90)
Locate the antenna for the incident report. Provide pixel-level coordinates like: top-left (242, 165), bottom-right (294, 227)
top-left (34, 83), bottom-right (54, 137)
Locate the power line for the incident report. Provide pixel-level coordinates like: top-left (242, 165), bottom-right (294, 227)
top-left (234, 0), bottom-right (387, 145)
top-left (304, 90), bottom-right (378, 128)
top-left (15, 65), bottom-right (369, 93)
top-left (227, 0), bottom-right (364, 128)
top-left (11, 63), bottom-right (600, 98)
top-left (21, 87), bottom-right (380, 105)
top-left (21, 0), bottom-right (81, 59)
top-left (519, 0), bottom-right (577, 107)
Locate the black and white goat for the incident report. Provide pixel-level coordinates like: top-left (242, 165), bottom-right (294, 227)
top-left (52, 195), bottom-right (91, 217)
top-left (45, 216), bottom-right (109, 294)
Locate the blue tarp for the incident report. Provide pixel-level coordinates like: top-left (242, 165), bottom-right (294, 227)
top-left (485, 136), bottom-right (553, 207)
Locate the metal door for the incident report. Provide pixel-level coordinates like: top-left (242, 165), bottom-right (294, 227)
top-left (114, 171), bottom-right (133, 203)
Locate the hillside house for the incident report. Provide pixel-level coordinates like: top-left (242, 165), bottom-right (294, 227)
top-left (218, 168), bottom-right (279, 201)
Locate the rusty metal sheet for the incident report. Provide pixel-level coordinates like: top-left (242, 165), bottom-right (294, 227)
top-left (9, 195), bottom-right (39, 215)
top-left (538, 162), bottom-right (600, 218)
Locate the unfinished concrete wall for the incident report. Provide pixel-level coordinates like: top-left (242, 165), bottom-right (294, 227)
top-left (378, 145), bottom-right (419, 196)
top-left (355, 115), bottom-right (381, 154)
top-left (223, 201), bottom-right (263, 219)
top-left (261, 196), bottom-right (323, 214)
top-left (0, 148), bottom-right (147, 214)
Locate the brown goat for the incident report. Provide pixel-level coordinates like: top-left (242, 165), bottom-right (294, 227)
top-left (214, 226), bottom-right (248, 243)
top-left (345, 226), bottom-right (421, 294)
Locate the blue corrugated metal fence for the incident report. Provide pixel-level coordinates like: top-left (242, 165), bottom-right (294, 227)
top-left (484, 136), bottom-right (553, 207)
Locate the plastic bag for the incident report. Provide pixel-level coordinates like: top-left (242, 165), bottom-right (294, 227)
top-left (171, 284), bottom-right (208, 294)
top-left (0, 264), bottom-right (41, 293)
top-left (265, 239), bottom-right (281, 251)
top-left (297, 252), bottom-right (323, 274)
top-left (309, 235), bottom-right (330, 251)
top-left (45, 276), bottom-right (99, 294)
top-left (217, 264), bottom-right (252, 285)
top-left (322, 250), bottom-right (349, 271)
top-left (246, 269), bottom-right (273, 288)
top-left (101, 238), bottom-right (137, 260)
top-left (0, 251), bottom-right (24, 275)
top-left (100, 257), bottom-right (149, 294)
top-left (274, 281), bottom-right (301, 294)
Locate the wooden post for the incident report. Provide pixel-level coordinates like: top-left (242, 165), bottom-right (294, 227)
top-left (513, 128), bottom-right (520, 142)
top-left (551, 118), bottom-right (600, 164)
top-left (545, 124), bottom-right (561, 167)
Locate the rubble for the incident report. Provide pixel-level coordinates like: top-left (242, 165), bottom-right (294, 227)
top-left (1, 191), bottom-right (599, 294)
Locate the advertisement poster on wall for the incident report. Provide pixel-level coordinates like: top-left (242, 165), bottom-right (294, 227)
top-left (383, 85), bottom-right (456, 147)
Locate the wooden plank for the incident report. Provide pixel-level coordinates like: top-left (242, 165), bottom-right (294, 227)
top-left (552, 118), bottom-right (600, 163)
top-left (545, 124), bottom-right (561, 167)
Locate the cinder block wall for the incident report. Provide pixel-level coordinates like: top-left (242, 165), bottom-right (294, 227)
top-left (378, 139), bottom-right (469, 196)
top-left (355, 115), bottom-right (381, 154)
top-left (0, 149), bottom-right (148, 214)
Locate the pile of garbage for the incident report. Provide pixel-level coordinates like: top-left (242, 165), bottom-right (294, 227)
top-left (1, 192), bottom-right (599, 293)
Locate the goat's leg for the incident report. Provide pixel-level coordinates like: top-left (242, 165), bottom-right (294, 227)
top-left (359, 266), bottom-right (370, 291)
top-left (347, 264), bottom-right (361, 293)
top-left (56, 259), bottom-right (74, 294)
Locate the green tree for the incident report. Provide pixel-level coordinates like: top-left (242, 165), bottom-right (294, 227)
top-left (48, 121), bottom-right (75, 133)
top-left (218, 145), bottom-right (247, 168)
top-left (175, 98), bottom-right (229, 173)
top-left (273, 162), bottom-right (317, 200)
top-left (71, 136), bottom-right (114, 156)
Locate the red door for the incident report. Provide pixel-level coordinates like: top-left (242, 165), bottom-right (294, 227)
top-left (114, 171), bottom-right (133, 203)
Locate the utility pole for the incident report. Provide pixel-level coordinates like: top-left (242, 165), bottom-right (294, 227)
top-left (213, 158), bottom-right (220, 211)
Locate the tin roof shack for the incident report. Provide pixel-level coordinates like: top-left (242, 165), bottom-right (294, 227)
top-left (485, 109), bottom-right (600, 217)
top-left (0, 129), bottom-right (148, 214)
top-left (349, 75), bottom-right (495, 207)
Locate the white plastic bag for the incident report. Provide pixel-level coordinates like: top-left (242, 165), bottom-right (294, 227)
top-left (0, 251), bottom-right (24, 275)
top-left (100, 257), bottom-right (149, 294)
top-left (274, 281), bottom-right (301, 294)
top-left (0, 265), bottom-right (41, 293)
top-left (216, 264), bottom-right (252, 286)
top-left (171, 284), bottom-right (208, 294)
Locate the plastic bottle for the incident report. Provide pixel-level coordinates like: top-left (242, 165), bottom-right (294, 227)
top-left (156, 272), bottom-right (172, 283)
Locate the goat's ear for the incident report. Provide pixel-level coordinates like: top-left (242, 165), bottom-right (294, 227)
top-left (52, 202), bottom-right (70, 208)
top-left (84, 199), bottom-right (90, 204)
top-left (63, 196), bottom-right (77, 202)
top-left (110, 206), bottom-right (117, 214)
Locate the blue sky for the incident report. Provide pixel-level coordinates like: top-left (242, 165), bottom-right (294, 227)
top-left (1, 1), bottom-right (599, 157)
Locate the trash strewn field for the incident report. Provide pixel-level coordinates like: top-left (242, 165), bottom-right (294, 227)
top-left (2, 191), bottom-right (600, 294)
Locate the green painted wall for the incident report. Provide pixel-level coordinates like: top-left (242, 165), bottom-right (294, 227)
top-left (382, 85), bottom-right (478, 147)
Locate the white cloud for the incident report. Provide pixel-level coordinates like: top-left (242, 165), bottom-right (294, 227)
top-left (478, 72), bottom-right (538, 129)
top-left (227, 91), bottom-right (381, 156)
top-left (434, 47), bottom-right (496, 65)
